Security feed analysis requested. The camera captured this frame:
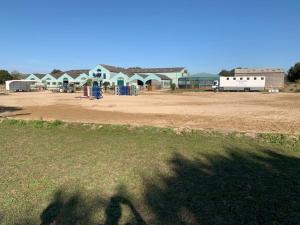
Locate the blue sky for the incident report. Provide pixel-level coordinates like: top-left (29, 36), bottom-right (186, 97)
top-left (0, 0), bottom-right (299, 74)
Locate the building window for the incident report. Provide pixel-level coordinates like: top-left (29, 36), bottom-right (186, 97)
top-left (47, 82), bottom-right (50, 85)
top-left (240, 77), bottom-right (243, 80)
top-left (261, 77), bottom-right (264, 80)
top-left (233, 78), bottom-right (236, 80)
top-left (52, 82), bottom-right (56, 85)
top-left (247, 77), bottom-right (250, 80)
top-left (227, 77), bottom-right (229, 80)
top-left (254, 77), bottom-right (257, 80)
top-left (103, 73), bottom-right (106, 79)
top-left (58, 82), bottom-right (62, 85)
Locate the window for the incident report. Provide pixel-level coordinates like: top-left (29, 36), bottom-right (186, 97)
top-left (240, 77), bottom-right (243, 80)
top-left (254, 77), bottom-right (257, 80)
top-left (58, 82), bottom-right (62, 85)
top-left (81, 77), bottom-right (86, 80)
top-left (103, 73), bottom-right (106, 79)
top-left (261, 77), bottom-right (264, 80)
top-left (227, 77), bottom-right (229, 80)
top-left (247, 77), bottom-right (250, 80)
top-left (47, 82), bottom-right (50, 85)
top-left (52, 82), bottom-right (56, 85)
top-left (233, 78), bottom-right (236, 80)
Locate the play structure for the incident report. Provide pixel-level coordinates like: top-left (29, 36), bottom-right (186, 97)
top-left (83, 73), bottom-right (103, 99)
top-left (115, 85), bottom-right (138, 96)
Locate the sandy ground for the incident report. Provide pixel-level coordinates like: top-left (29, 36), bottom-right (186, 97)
top-left (0, 91), bottom-right (300, 134)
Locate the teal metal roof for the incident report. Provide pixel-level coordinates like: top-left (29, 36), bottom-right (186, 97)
top-left (189, 73), bottom-right (219, 78)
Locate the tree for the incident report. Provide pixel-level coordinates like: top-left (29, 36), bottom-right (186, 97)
top-left (287, 62), bottom-right (300, 82)
top-left (0, 70), bottom-right (13, 84)
top-left (51, 69), bottom-right (62, 74)
top-left (219, 67), bottom-right (243, 77)
top-left (219, 69), bottom-right (234, 77)
top-left (10, 70), bottom-right (23, 80)
top-left (170, 83), bottom-right (176, 91)
top-left (85, 79), bottom-right (92, 86)
top-left (103, 81), bottom-right (110, 91)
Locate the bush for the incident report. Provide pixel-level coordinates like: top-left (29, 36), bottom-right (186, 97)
top-left (0, 70), bottom-right (13, 84)
top-left (170, 83), bottom-right (176, 91)
top-left (85, 79), bottom-right (92, 86)
top-left (287, 62), bottom-right (300, 82)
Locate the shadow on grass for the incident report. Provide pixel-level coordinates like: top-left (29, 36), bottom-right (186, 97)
top-left (38, 186), bottom-right (145, 225)
top-left (12, 146), bottom-right (300, 225)
top-left (144, 148), bottom-right (300, 224)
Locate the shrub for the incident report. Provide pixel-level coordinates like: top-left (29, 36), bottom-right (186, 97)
top-left (170, 83), bottom-right (176, 91)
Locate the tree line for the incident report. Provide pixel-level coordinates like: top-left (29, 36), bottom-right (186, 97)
top-left (0, 70), bottom-right (24, 84)
top-left (0, 69), bottom-right (63, 85)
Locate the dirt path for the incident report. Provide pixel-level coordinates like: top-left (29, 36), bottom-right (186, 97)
top-left (1, 91), bottom-right (299, 134)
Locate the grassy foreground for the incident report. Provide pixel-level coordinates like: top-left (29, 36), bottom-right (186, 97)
top-left (0, 120), bottom-right (300, 225)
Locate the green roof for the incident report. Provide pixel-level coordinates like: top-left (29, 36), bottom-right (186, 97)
top-left (189, 73), bottom-right (219, 78)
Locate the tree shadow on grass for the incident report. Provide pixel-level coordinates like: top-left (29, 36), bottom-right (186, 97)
top-left (39, 190), bottom-right (101, 225)
top-left (10, 145), bottom-right (300, 225)
top-left (144, 147), bottom-right (300, 225)
top-left (38, 186), bottom-right (145, 225)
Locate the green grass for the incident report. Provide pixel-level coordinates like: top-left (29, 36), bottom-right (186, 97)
top-left (0, 119), bottom-right (299, 225)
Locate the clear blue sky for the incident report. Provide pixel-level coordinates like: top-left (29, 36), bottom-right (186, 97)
top-left (0, 0), bottom-right (299, 74)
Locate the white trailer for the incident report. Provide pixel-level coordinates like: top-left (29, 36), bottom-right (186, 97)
top-left (212, 76), bottom-right (266, 91)
top-left (5, 80), bottom-right (36, 92)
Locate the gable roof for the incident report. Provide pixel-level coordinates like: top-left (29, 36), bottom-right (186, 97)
top-left (34, 73), bottom-right (46, 79)
top-left (100, 64), bottom-right (185, 75)
top-left (25, 73), bottom-right (46, 79)
top-left (51, 70), bottom-right (89, 79)
top-left (134, 74), bottom-right (148, 78)
top-left (154, 74), bottom-right (172, 80)
top-left (64, 70), bottom-right (89, 78)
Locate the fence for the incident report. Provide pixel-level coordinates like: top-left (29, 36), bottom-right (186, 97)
top-left (115, 85), bottom-right (138, 96)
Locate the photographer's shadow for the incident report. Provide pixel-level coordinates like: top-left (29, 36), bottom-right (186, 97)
top-left (104, 195), bottom-right (146, 225)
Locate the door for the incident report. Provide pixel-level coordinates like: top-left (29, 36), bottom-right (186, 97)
top-left (117, 79), bottom-right (124, 86)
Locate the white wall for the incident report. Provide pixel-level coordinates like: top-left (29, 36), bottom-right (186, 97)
top-left (220, 76), bottom-right (265, 88)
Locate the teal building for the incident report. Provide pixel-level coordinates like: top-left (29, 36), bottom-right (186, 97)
top-left (25, 64), bottom-right (188, 89)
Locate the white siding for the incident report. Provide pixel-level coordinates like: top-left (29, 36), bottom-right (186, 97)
top-left (220, 76), bottom-right (265, 88)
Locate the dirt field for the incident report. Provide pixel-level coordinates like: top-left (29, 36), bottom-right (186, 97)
top-left (1, 91), bottom-right (300, 134)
